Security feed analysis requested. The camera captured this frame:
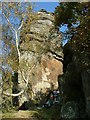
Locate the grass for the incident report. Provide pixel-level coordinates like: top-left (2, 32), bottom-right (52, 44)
top-left (1, 104), bottom-right (61, 120)
top-left (2, 110), bottom-right (39, 118)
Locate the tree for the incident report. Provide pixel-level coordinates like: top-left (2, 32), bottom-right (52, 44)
top-left (55, 3), bottom-right (90, 119)
top-left (55, 2), bottom-right (90, 70)
top-left (2, 2), bottom-right (36, 98)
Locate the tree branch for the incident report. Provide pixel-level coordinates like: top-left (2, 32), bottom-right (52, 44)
top-left (2, 12), bottom-right (21, 58)
top-left (2, 12), bottom-right (16, 32)
top-left (3, 90), bottom-right (24, 97)
top-left (3, 64), bottom-right (36, 97)
top-left (15, 31), bottom-right (20, 58)
top-left (18, 20), bottom-right (23, 31)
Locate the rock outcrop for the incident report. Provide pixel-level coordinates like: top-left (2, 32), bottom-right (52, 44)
top-left (59, 42), bottom-right (90, 119)
top-left (18, 10), bottom-right (63, 106)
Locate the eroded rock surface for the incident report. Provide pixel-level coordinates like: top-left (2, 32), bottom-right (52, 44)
top-left (19, 10), bottom-right (63, 106)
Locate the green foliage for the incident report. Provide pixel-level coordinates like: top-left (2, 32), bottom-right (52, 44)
top-left (55, 2), bottom-right (90, 55)
top-left (55, 3), bottom-right (90, 110)
top-left (55, 2), bottom-right (89, 27)
top-left (55, 2), bottom-right (79, 27)
top-left (55, 2), bottom-right (89, 29)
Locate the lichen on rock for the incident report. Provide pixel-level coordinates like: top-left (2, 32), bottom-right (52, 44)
top-left (19, 10), bottom-right (63, 106)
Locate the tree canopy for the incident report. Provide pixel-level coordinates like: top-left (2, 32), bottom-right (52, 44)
top-left (55, 2), bottom-right (90, 54)
top-left (55, 2), bottom-right (90, 73)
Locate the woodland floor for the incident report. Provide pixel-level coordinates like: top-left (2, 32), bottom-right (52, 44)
top-left (1, 104), bottom-right (61, 120)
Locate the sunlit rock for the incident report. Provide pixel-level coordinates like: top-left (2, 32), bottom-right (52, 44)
top-left (19, 10), bottom-right (63, 106)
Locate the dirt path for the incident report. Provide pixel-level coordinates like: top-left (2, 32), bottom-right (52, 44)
top-left (1, 110), bottom-right (40, 119)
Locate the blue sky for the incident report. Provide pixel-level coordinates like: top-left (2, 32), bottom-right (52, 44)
top-left (33, 2), bottom-right (59, 12)
top-left (33, 2), bottom-right (68, 33)
top-left (33, 2), bottom-right (68, 45)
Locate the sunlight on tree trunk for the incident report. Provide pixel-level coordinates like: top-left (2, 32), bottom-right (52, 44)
top-left (2, 2), bottom-right (34, 98)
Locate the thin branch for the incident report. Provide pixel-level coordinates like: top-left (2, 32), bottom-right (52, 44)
top-left (3, 90), bottom-right (24, 97)
top-left (3, 64), bottom-right (36, 97)
top-left (18, 20), bottom-right (23, 31)
top-left (2, 12), bottom-right (16, 32)
top-left (2, 11), bottom-right (23, 58)
top-left (19, 68), bottom-right (28, 84)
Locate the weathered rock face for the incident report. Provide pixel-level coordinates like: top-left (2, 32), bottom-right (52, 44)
top-left (19, 11), bottom-right (63, 106)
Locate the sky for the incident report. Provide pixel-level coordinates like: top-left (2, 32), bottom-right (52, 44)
top-left (1, 2), bottom-right (68, 50)
top-left (1, 2), bottom-right (67, 72)
top-left (33, 2), bottom-right (68, 34)
top-left (33, 2), bottom-right (59, 12)
top-left (33, 2), bottom-right (68, 46)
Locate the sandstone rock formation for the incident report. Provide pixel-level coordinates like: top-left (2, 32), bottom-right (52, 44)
top-left (18, 10), bottom-right (63, 106)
